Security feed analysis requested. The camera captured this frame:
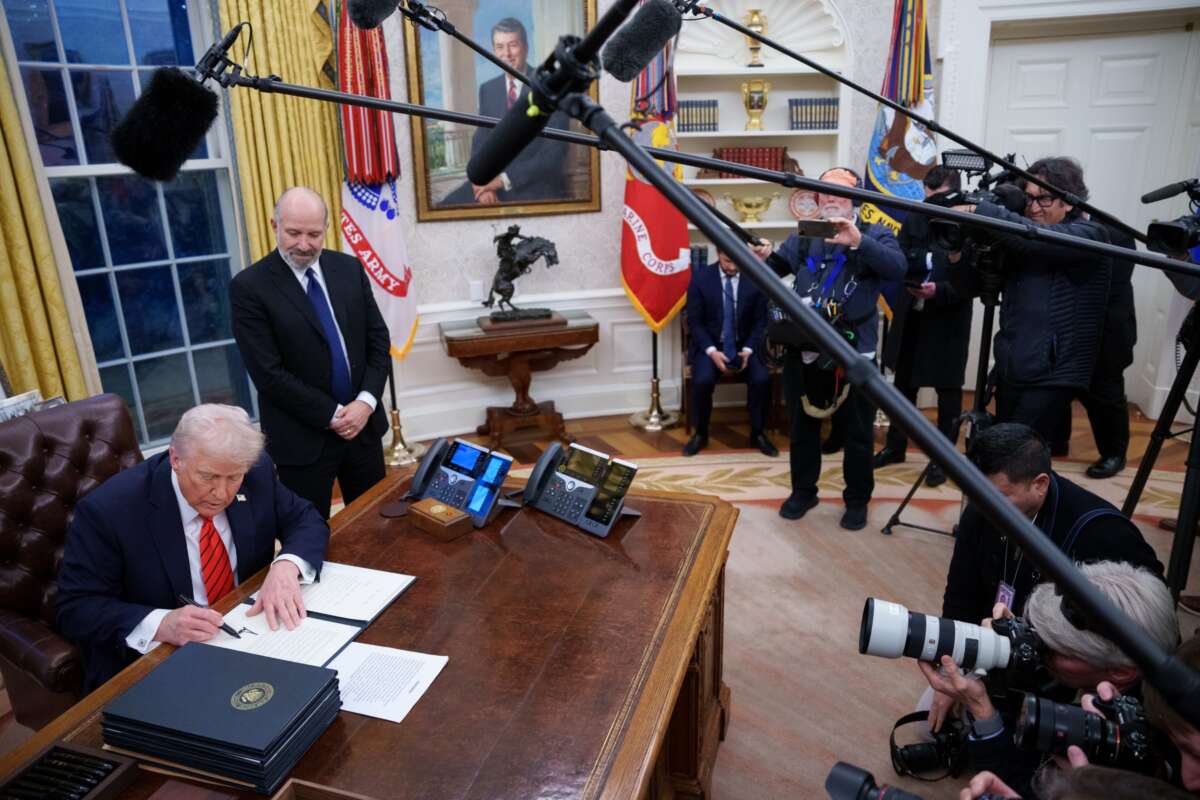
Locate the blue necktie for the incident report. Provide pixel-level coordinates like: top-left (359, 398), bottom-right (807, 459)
top-left (304, 268), bottom-right (353, 404)
top-left (722, 276), bottom-right (738, 363)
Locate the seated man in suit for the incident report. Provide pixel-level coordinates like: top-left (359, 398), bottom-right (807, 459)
top-left (683, 247), bottom-right (778, 457)
top-left (57, 404), bottom-right (330, 690)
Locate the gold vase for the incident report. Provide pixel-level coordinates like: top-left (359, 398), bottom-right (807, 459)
top-left (744, 9), bottom-right (767, 67)
top-left (725, 193), bottom-right (779, 224)
top-left (742, 79), bottom-right (770, 131)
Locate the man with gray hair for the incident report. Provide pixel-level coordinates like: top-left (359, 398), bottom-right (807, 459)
top-left (57, 404), bottom-right (330, 690)
top-left (919, 561), bottom-right (1178, 796)
top-left (231, 186), bottom-right (391, 518)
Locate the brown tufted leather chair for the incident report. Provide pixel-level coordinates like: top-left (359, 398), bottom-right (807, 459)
top-left (0, 393), bottom-right (142, 729)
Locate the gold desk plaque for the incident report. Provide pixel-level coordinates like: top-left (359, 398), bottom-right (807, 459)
top-left (745, 9), bottom-right (767, 67)
top-left (742, 79), bottom-right (770, 131)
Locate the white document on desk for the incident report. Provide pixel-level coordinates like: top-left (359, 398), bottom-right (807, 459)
top-left (329, 642), bottom-right (448, 724)
top-left (252, 562), bottom-right (415, 624)
top-left (205, 604), bottom-right (359, 667)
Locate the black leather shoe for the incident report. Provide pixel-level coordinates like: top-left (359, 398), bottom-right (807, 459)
top-left (779, 493), bottom-right (819, 520)
top-left (682, 433), bottom-right (708, 457)
top-left (925, 463), bottom-right (947, 488)
top-left (840, 506), bottom-right (868, 530)
top-left (821, 436), bottom-right (844, 455)
top-left (1086, 456), bottom-right (1125, 479)
top-left (751, 432), bottom-right (779, 457)
top-left (1051, 441), bottom-right (1070, 458)
top-left (873, 447), bottom-right (906, 469)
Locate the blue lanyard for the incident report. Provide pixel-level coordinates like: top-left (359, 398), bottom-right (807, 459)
top-left (804, 253), bottom-right (848, 302)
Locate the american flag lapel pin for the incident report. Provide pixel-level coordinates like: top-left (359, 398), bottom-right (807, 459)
top-left (236, 494), bottom-right (247, 502)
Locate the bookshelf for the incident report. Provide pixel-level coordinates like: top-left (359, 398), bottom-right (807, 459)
top-left (673, 0), bottom-right (850, 246)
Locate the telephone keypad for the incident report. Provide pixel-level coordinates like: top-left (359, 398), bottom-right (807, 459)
top-left (429, 471), bottom-right (470, 507)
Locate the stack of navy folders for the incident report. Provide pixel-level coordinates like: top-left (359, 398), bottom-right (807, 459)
top-left (101, 643), bottom-right (340, 794)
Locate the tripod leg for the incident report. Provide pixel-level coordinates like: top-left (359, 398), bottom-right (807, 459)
top-left (1122, 338), bottom-right (1200, 515)
top-left (1168, 427), bottom-right (1200, 599)
top-left (882, 463), bottom-right (929, 535)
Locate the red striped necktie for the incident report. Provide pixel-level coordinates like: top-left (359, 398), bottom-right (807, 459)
top-left (507, 80), bottom-right (518, 109)
top-left (199, 516), bottom-right (235, 604)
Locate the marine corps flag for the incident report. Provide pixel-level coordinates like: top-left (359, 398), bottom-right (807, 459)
top-left (860, 0), bottom-right (937, 317)
top-left (620, 15), bottom-right (689, 332)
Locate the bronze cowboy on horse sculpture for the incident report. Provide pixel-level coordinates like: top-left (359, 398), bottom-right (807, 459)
top-left (483, 225), bottom-right (559, 320)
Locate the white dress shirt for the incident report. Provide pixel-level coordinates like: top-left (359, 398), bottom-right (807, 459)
top-left (704, 272), bottom-right (753, 357)
top-left (124, 471), bottom-right (316, 653)
top-left (285, 254), bottom-right (378, 422)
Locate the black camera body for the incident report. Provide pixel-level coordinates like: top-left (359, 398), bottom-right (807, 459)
top-left (1014, 692), bottom-right (1159, 774)
top-left (1148, 213), bottom-right (1200, 255)
top-left (891, 714), bottom-right (968, 779)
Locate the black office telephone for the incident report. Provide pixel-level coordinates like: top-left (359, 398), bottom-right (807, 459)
top-left (523, 443), bottom-right (638, 538)
top-left (408, 437), bottom-right (514, 527)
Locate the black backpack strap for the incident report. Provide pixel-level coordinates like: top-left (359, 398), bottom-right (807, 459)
top-left (1061, 508), bottom-right (1128, 555)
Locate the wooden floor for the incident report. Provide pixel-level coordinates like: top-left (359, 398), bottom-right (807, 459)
top-left (2, 397), bottom-right (1192, 794)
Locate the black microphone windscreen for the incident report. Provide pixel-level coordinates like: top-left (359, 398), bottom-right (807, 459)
top-left (348, 0), bottom-right (400, 30)
top-left (111, 67), bottom-right (219, 182)
top-left (465, 99), bottom-right (552, 186)
top-left (601, 0), bottom-right (682, 82)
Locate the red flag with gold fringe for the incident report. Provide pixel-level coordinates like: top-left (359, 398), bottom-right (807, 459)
top-left (337, 0), bottom-right (400, 183)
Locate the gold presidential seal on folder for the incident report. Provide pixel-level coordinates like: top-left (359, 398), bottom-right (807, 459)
top-left (231, 682), bottom-right (275, 711)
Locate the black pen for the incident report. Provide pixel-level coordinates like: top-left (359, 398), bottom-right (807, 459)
top-left (177, 594), bottom-right (241, 639)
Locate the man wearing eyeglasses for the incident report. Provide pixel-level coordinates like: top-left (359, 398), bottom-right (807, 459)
top-left (956, 157), bottom-right (1111, 443)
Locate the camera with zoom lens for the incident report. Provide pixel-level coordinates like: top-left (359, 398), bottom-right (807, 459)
top-left (1014, 692), bottom-right (1160, 775)
top-left (859, 598), bottom-right (1043, 685)
top-left (890, 714), bottom-right (968, 779)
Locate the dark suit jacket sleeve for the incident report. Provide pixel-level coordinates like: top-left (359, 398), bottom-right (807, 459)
top-left (269, 462), bottom-right (331, 572)
top-left (748, 287), bottom-right (769, 354)
top-left (1072, 516), bottom-right (1165, 579)
top-left (229, 271), bottom-right (340, 431)
top-left (687, 270), bottom-right (716, 354)
top-left (56, 499), bottom-right (156, 650)
top-left (942, 506), bottom-right (989, 623)
top-left (355, 259), bottom-right (392, 405)
top-left (857, 226), bottom-right (908, 281)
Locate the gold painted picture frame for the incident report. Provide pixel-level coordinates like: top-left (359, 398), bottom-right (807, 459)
top-left (403, 0), bottom-right (601, 222)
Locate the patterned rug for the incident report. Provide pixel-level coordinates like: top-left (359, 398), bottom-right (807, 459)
top-left (510, 451), bottom-right (1191, 799)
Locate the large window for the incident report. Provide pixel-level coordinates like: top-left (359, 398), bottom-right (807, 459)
top-left (2, 0), bottom-right (252, 445)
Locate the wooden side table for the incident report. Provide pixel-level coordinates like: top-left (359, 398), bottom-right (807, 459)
top-left (440, 311), bottom-right (599, 450)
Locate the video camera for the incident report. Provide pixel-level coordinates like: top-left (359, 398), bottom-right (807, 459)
top-left (1142, 178), bottom-right (1200, 255)
top-left (1014, 692), bottom-right (1161, 775)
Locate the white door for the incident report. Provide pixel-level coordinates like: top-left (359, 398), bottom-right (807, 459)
top-left (964, 20), bottom-right (1200, 419)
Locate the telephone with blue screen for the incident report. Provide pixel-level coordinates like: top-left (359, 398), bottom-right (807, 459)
top-left (523, 443), bottom-right (638, 538)
top-left (407, 438), bottom-right (513, 526)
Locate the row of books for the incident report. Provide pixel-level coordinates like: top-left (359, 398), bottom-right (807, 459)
top-left (788, 98), bottom-right (839, 130)
top-left (677, 97), bottom-right (840, 133)
top-left (678, 99), bottom-right (719, 132)
top-left (709, 146), bottom-right (792, 179)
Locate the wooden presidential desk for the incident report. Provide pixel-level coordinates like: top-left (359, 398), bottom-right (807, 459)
top-left (0, 470), bottom-right (736, 799)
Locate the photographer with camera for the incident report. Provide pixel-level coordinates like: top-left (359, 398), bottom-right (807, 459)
top-left (955, 158), bottom-right (1111, 442)
top-left (876, 166), bottom-right (974, 487)
top-left (922, 561), bottom-right (1178, 796)
top-left (941, 423), bottom-right (1162, 629)
top-left (760, 166), bottom-right (907, 530)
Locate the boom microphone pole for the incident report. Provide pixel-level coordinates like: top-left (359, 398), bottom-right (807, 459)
top-left (179, 26), bottom-right (1200, 730)
top-left (674, 2), bottom-right (1148, 246)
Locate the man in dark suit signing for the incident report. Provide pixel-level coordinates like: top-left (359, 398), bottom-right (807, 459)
top-left (230, 187), bottom-right (391, 518)
top-left (684, 249), bottom-right (778, 458)
top-left (57, 404), bottom-right (330, 690)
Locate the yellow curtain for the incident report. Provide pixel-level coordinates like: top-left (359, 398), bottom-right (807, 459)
top-left (0, 57), bottom-right (86, 401)
top-left (219, 1), bottom-right (344, 260)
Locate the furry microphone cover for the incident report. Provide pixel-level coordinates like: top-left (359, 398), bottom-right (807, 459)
top-left (110, 67), bottom-right (219, 182)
